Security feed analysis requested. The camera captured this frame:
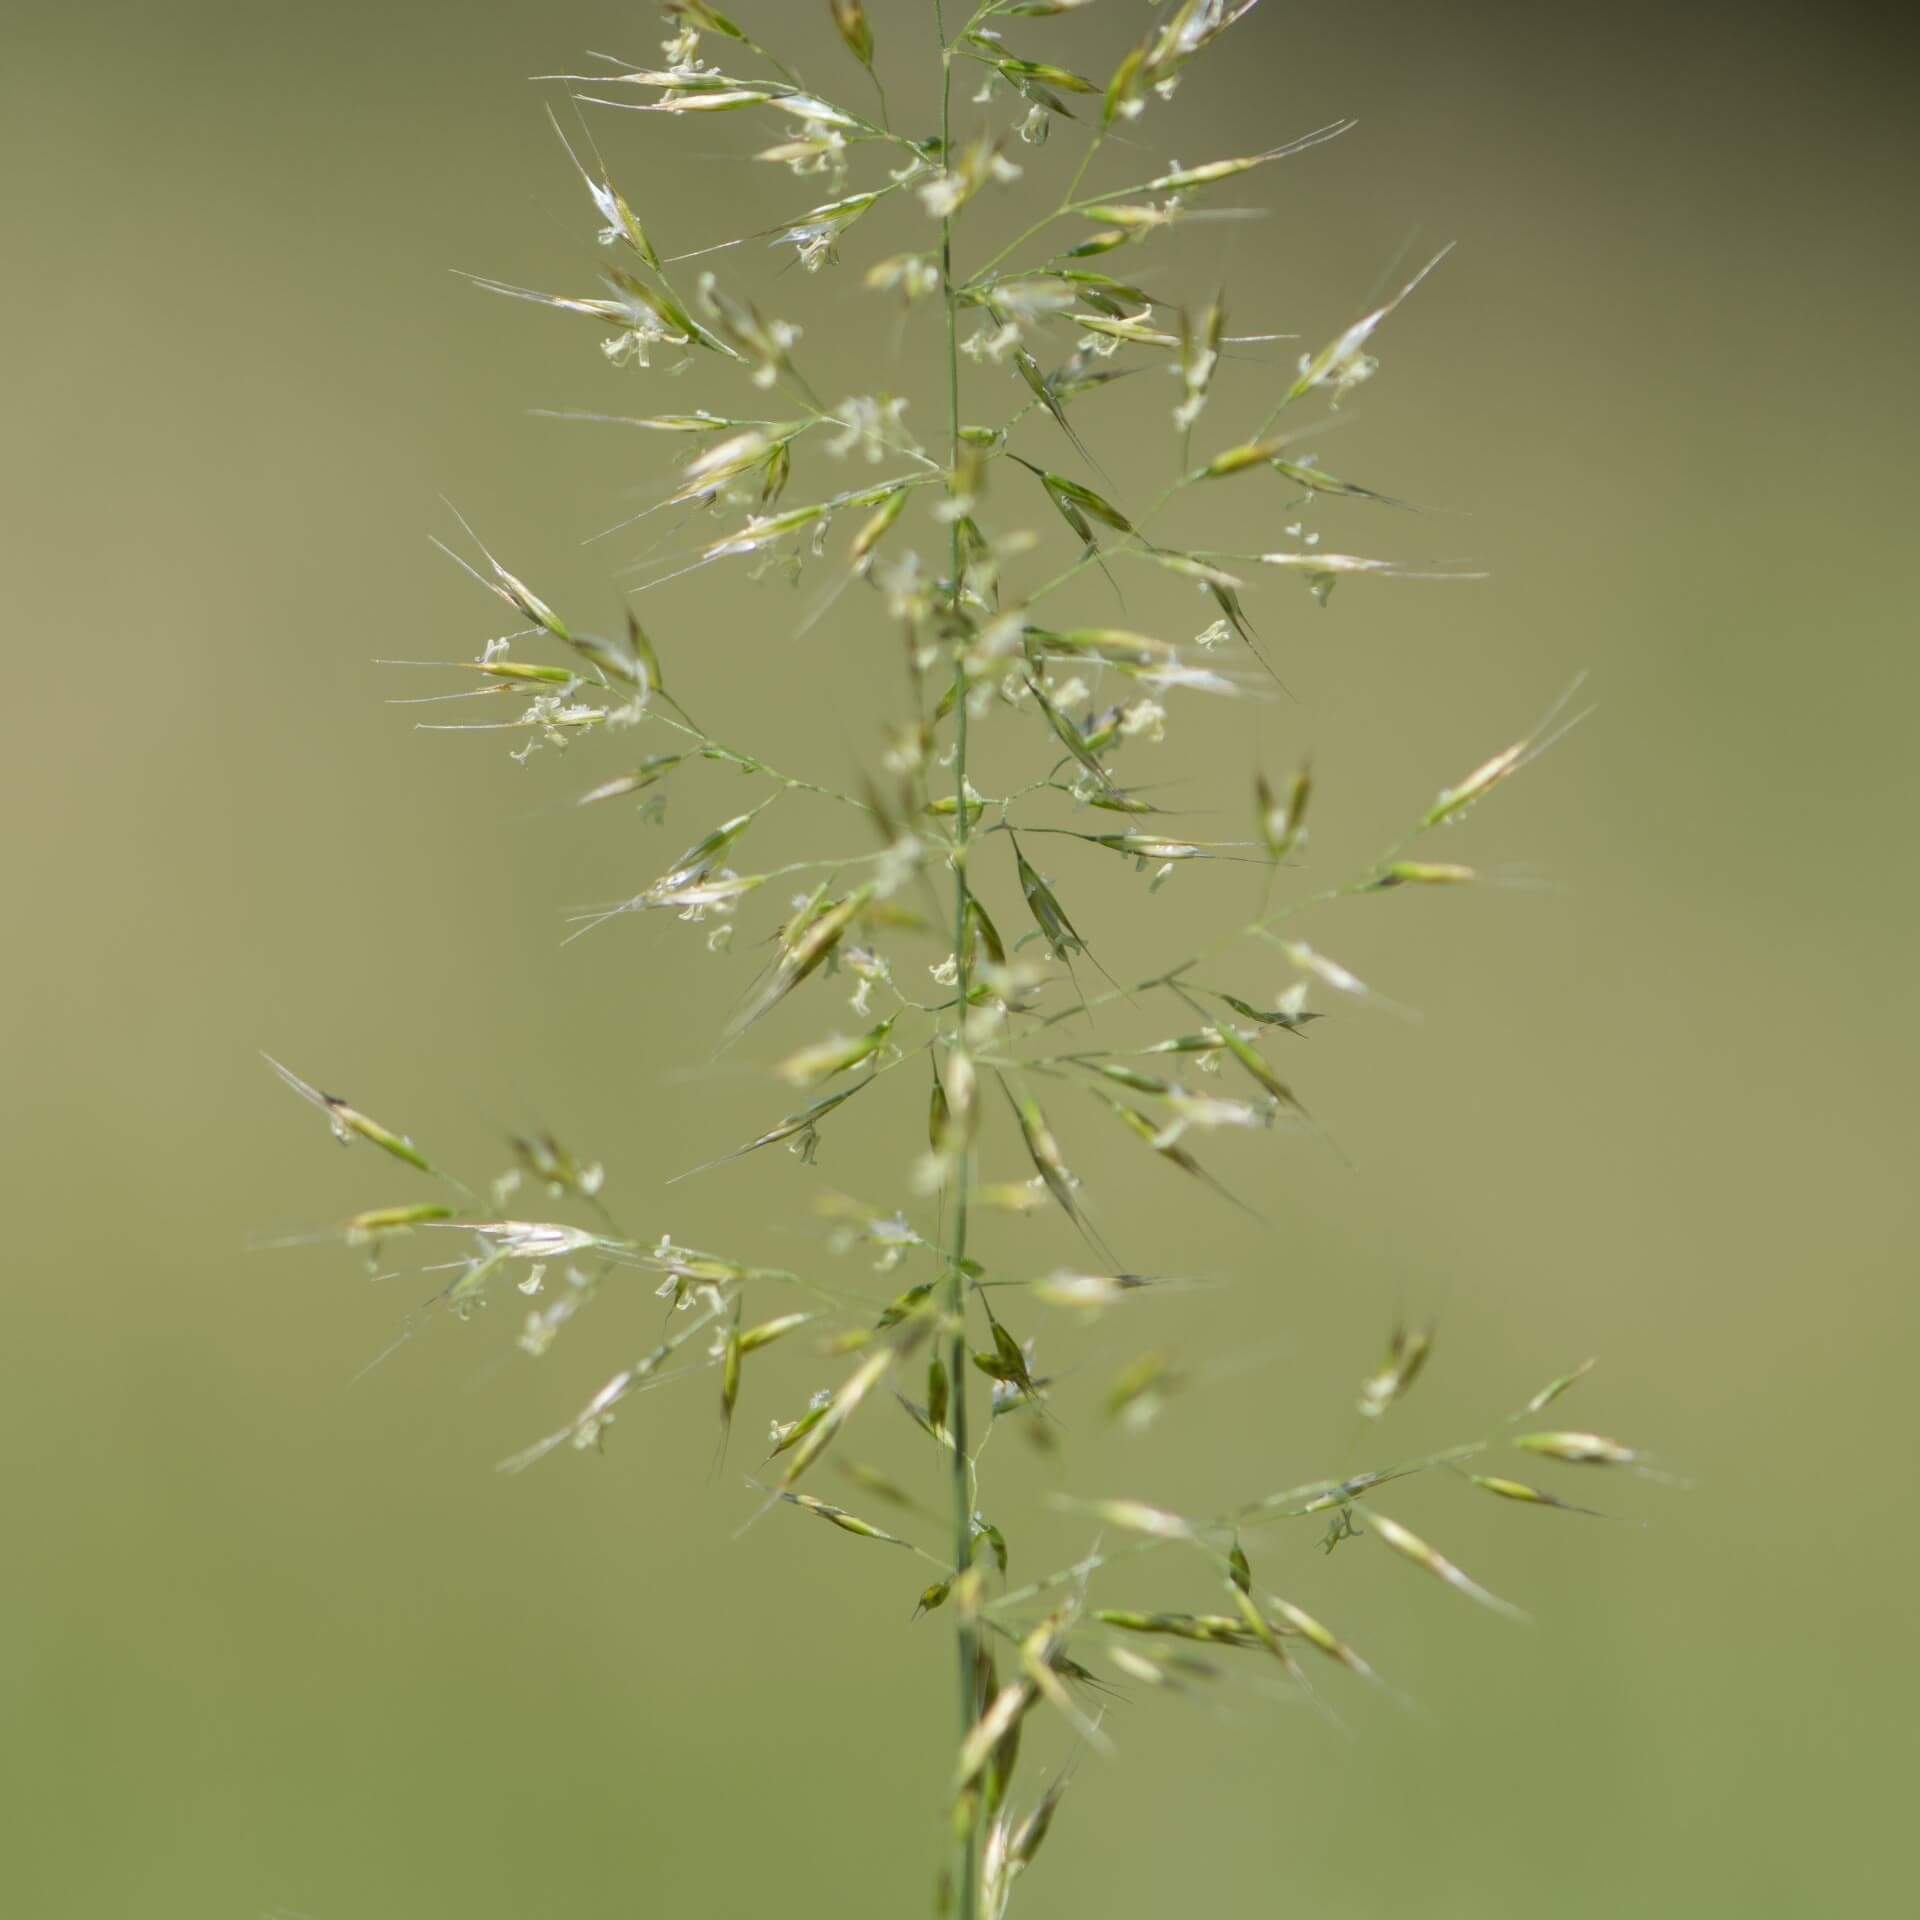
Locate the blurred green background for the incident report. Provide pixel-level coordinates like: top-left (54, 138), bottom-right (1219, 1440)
top-left (4, 1), bottom-right (1916, 1915)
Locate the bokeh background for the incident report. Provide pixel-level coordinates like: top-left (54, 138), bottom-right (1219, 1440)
top-left (5, 2), bottom-right (1917, 1915)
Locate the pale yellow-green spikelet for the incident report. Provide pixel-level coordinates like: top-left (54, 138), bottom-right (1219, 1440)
top-left (1357, 1321), bottom-right (1434, 1418)
top-left (1009, 1771), bottom-right (1070, 1872)
top-left (730, 886), bottom-right (873, 1037)
top-left (1030, 1271), bottom-right (1147, 1313)
top-left (1257, 761), bottom-right (1312, 860)
top-left (263, 1054), bottom-right (449, 1184)
top-left (922, 1043), bottom-right (978, 1186)
top-left (849, 485), bottom-right (907, 567)
top-left (1515, 1430), bottom-right (1641, 1466)
top-left (1073, 1499), bottom-right (1196, 1542)
top-left (774, 1015), bottom-right (896, 1089)
top-left (717, 1311), bottom-right (743, 1459)
top-left (1103, 1349), bottom-right (1179, 1428)
top-left (973, 1181), bottom-right (1049, 1214)
top-left (1467, 1474), bottom-right (1604, 1517)
top-left (1375, 860), bottom-right (1476, 888)
top-left (738, 1312), bottom-right (813, 1355)
top-left (1094, 1609), bottom-right (1253, 1646)
top-left (781, 1347), bottom-right (893, 1486)
top-left (1226, 1582), bottom-right (1303, 1678)
top-left (1200, 1010), bottom-right (1302, 1116)
top-left (828, 0), bottom-right (874, 69)
top-left (577, 755), bottom-right (683, 806)
top-left (926, 1353), bottom-right (950, 1442)
top-left (1475, 1474), bottom-right (1552, 1502)
top-left (777, 1491), bottom-right (910, 1547)
top-left (1004, 1082), bottom-right (1093, 1237)
top-left (766, 1401), bottom-right (828, 1462)
top-left (1287, 246), bottom-right (1452, 405)
top-left (1424, 678), bottom-right (1588, 826)
top-left (1266, 1595), bottom-right (1376, 1680)
top-left (1426, 741), bottom-right (1527, 827)
top-left (955, 1679), bottom-right (1035, 1793)
top-left (1365, 1509), bottom-right (1529, 1621)
top-left (1520, 1357), bottom-right (1598, 1416)
top-left (1103, 1644), bottom-right (1187, 1689)
top-left (344, 1203), bottom-right (454, 1244)
top-left (331, 1102), bottom-right (425, 1166)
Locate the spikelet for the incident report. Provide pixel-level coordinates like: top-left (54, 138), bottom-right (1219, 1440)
top-left (1364, 1509), bottom-right (1529, 1622)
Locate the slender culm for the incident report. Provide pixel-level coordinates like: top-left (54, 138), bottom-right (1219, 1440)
top-left (934, 6), bottom-right (985, 1909)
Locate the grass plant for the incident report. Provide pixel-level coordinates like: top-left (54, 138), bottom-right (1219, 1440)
top-left (271, 6), bottom-right (1657, 1912)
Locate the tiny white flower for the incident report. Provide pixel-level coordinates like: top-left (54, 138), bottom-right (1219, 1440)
top-left (826, 395), bottom-right (911, 462)
top-left (961, 322), bottom-right (1021, 364)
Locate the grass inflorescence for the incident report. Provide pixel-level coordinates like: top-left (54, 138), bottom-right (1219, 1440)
top-left (268, 5), bottom-right (1656, 1914)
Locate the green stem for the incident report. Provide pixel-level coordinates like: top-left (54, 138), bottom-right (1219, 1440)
top-left (932, 21), bottom-right (982, 1920)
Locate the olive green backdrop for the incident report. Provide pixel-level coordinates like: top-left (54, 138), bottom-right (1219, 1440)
top-left (4, 2), bottom-right (1915, 1916)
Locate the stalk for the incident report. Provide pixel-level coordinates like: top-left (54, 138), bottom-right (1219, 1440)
top-left (932, 13), bottom-right (981, 1919)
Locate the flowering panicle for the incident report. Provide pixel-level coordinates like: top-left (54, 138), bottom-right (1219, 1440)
top-left (269, 8), bottom-right (1648, 1919)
